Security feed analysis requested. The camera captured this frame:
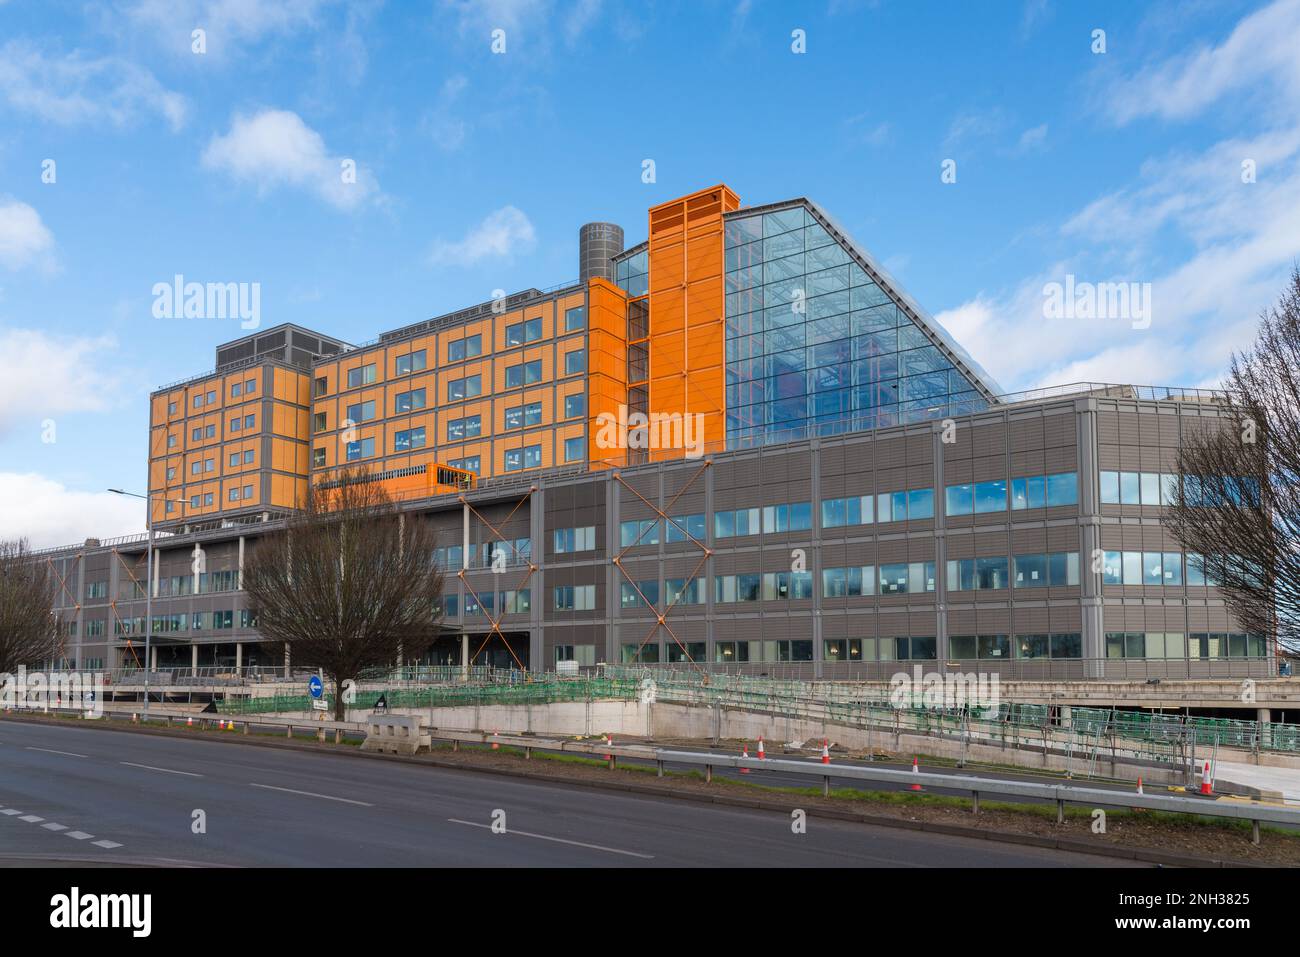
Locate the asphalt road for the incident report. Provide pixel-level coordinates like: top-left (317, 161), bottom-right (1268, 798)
top-left (0, 720), bottom-right (1143, 867)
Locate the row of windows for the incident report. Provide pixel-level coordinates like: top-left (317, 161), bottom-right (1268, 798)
top-left (433, 539), bottom-right (533, 571)
top-left (1105, 632), bottom-right (1267, 659)
top-left (113, 609), bottom-right (257, 635)
top-left (944, 473), bottom-right (1078, 517)
top-left (947, 553), bottom-right (1081, 590)
top-left (1100, 551), bottom-right (1225, 587)
top-left (1099, 471), bottom-right (1259, 508)
top-left (315, 391), bottom-right (585, 434)
top-left (156, 570), bottom-right (240, 597)
top-left (173, 377), bottom-right (258, 414)
top-left (948, 633), bottom-right (1082, 660)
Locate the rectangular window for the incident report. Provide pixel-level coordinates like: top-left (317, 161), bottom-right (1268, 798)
top-left (231, 382), bottom-right (242, 398)
top-left (395, 388), bottom-right (426, 413)
top-left (313, 448), bottom-right (325, 468)
top-left (565, 349), bottom-right (585, 375)
top-left (553, 526), bottom-right (596, 553)
top-left (505, 401), bottom-right (543, 430)
top-left (448, 375), bottom-right (482, 401)
top-left (1100, 470), bottom-right (1120, 504)
top-left (564, 436), bottom-right (585, 462)
top-left (619, 519), bottom-right (660, 547)
top-left (448, 335), bottom-right (483, 363)
top-left (394, 350), bottom-right (426, 375)
top-left (243, 415), bottom-right (254, 430)
top-left (505, 359), bottom-right (543, 389)
top-left (449, 455), bottom-right (480, 475)
top-left (506, 317), bottom-right (543, 346)
top-left (665, 513), bottom-right (706, 543)
top-left (565, 305), bottom-right (587, 331)
top-left (447, 415), bottom-right (481, 442)
top-left (821, 495), bottom-right (873, 528)
top-left (1045, 472), bottom-right (1078, 507)
top-left (395, 427), bottom-right (426, 451)
top-left (345, 437), bottom-right (375, 461)
top-left (564, 393), bottom-right (585, 419)
top-left (761, 502), bottom-right (813, 533)
top-left (229, 452), bottom-right (239, 467)
top-left (346, 400), bottom-right (376, 424)
top-left (346, 364), bottom-right (377, 389)
top-left (314, 376), bottom-right (328, 397)
top-left (229, 417), bottom-right (241, 432)
top-left (313, 412), bottom-right (328, 433)
top-left (945, 483), bottom-right (973, 516)
top-left (715, 507), bottom-right (761, 538)
top-left (973, 479), bottom-right (1007, 513)
top-left (504, 444), bottom-right (541, 471)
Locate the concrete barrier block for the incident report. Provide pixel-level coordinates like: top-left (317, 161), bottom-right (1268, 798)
top-left (361, 714), bottom-right (430, 754)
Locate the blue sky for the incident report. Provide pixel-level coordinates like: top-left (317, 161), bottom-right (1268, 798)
top-left (1, 0), bottom-right (1298, 546)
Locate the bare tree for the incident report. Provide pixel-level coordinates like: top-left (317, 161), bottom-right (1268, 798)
top-left (1163, 267), bottom-right (1300, 656)
top-left (0, 539), bottom-right (64, 675)
top-left (242, 469), bottom-right (444, 719)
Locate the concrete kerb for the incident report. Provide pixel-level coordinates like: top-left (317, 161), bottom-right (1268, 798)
top-left (0, 710), bottom-right (1277, 869)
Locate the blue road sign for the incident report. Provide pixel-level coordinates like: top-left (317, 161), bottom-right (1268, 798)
top-left (309, 675), bottom-right (323, 699)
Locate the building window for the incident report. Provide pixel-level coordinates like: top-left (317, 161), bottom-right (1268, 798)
top-left (314, 376), bottom-right (328, 397)
top-left (229, 452), bottom-right (239, 467)
top-left (231, 382), bottom-right (242, 398)
top-left (395, 350), bottom-right (426, 375)
top-left (878, 562), bottom-right (936, 594)
top-left (564, 436), bottom-right (585, 462)
top-left (346, 400), bottom-right (376, 424)
top-left (243, 415), bottom-right (255, 430)
top-left (665, 513), bottom-right (706, 543)
top-left (821, 566), bottom-right (876, 597)
top-left (565, 349), bottom-right (585, 375)
top-left (505, 317), bottom-right (543, 347)
top-left (230, 417), bottom-right (241, 432)
top-left (564, 393), bottom-right (585, 419)
top-left (565, 305), bottom-right (587, 331)
top-left (761, 502), bottom-right (813, 533)
top-left (313, 412), bottom-right (328, 433)
top-left (447, 335), bottom-right (482, 363)
top-left (448, 375), bottom-right (481, 401)
top-left (505, 401), bottom-right (542, 430)
top-left (313, 448), bottom-right (325, 468)
top-left (346, 437), bottom-right (376, 461)
top-left (1100, 471), bottom-right (1179, 506)
top-left (505, 359), bottom-right (542, 389)
top-left (346, 364), bottom-right (378, 389)
top-left (1011, 472), bottom-right (1079, 510)
top-left (821, 495), bottom-right (873, 528)
top-left (714, 507), bottom-right (760, 538)
top-left (395, 427), bottom-right (426, 451)
top-left (449, 455), bottom-right (480, 475)
top-left (553, 526), bottom-right (596, 553)
top-left (945, 556), bottom-right (1010, 591)
top-left (503, 444), bottom-right (542, 471)
top-left (447, 415), bottom-right (481, 442)
top-left (1012, 552), bottom-right (1080, 588)
top-left (166, 466), bottom-right (176, 481)
top-left (245, 378), bottom-right (256, 394)
top-left (229, 487), bottom-right (240, 502)
top-left (619, 519), bottom-right (659, 547)
top-left (243, 450), bottom-right (254, 464)
top-left (396, 388), bottom-right (426, 413)
top-left (203, 492), bottom-right (214, 506)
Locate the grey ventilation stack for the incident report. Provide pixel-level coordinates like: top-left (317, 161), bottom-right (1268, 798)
top-left (578, 222), bottom-right (624, 283)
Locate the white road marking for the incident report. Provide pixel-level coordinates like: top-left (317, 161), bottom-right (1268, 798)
top-left (41, 822), bottom-right (68, 831)
top-left (248, 783), bottom-right (373, 806)
top-left (66, 831), bottom-right (93, 840)
top-left (19, 815), bottom-right (44, 823)
top-left (120, 761), bottom-right (202, 778)
top-left (446, 818), bottom-right (655, 859)
top-left (91, 840), bottom-right (122, 849)
top-left (25, 747), bottom-right (87, 758)
top-left (0, 809), bottom-right (22, 816)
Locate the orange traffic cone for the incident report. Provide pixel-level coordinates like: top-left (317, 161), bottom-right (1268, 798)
top-left (1200, 761), bottom-right (1213, 795)
top-left (910, 756), bottom-right (924, 791)
top-left (740, 743), bottom-right (751, 773)
top-left (821, 739), bottom-right (831, 764)
top-left (1136, 777), bottom-right (1144, 796)
top-left (757, 736), bottom-right (766, 760)
top-left (186, 715), bottom-right (193, 727)
top-left (490, 732), bottom-right (499, 750)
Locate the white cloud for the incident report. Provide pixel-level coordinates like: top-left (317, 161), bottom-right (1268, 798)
top-left (428, 206), bottom-right (536, 267)
top-left (423, 74), bottom-right (470, 152)
top-left (202, 109), bottom-right (379, 211)
top-left (934, 1), bottom-right (1300, 395)
top-left (0, 199), bottom-right (56, 272)
top-left (0, 327), bottom-right (118, 435)
top-left (0, 40), bottom-right (186, 130)
top-left (1102, 0), bottom-right (1300, 125)
top-left (1015, 123), bottom-right (1048, 152)
top-left (124, 0), bottom-right (338, 55)
top-left (441, 0), bottom-right (601, 50)
top-left (0, 473), bottom-right (144, 550)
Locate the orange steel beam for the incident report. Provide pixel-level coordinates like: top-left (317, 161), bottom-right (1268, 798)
top-left (610, 460), bottom-right (712, 670)
top-left (457, 487), bottom-right (536, 671)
